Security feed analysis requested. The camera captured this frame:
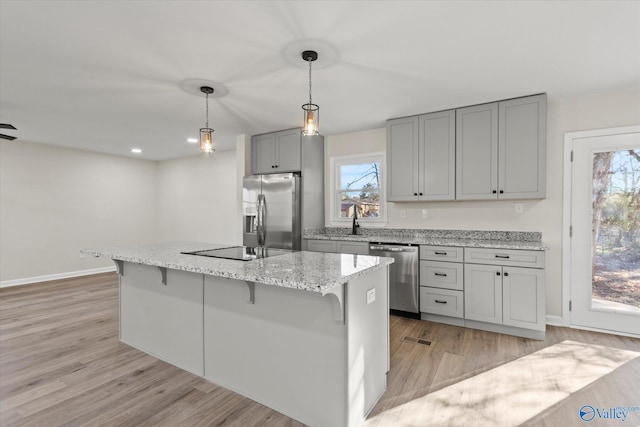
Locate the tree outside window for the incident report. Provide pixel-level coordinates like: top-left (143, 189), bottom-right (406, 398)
top-left (332, 154), bottom-right (385, 223)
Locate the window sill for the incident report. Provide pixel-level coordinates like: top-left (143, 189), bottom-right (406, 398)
top-left (328, 221), bottom-right (389, 228)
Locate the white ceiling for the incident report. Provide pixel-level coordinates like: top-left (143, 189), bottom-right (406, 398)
top-left (1, 1), bottom-right (639, 161)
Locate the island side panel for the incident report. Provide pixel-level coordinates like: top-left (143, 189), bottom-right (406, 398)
top-left (346, 266), bottom-right (389, 426)
top-left (119, 262), bottom-right (204, 376)
top-left (203, 276), bottom-right (348, 427)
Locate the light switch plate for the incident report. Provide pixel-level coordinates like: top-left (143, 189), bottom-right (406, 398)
top-left (400, 210), bottom-right (406, 219)
top-left (366, 288), bottom-right (376, 304)
top-left (422, 209), bottom-right (429, 219)
top-left (515, 202), bottom-right (524, 214)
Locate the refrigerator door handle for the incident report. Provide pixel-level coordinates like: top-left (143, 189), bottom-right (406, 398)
top-left (256, 194), bottom-right (266, 247)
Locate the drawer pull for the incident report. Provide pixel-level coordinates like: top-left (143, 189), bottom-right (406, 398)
top-left (434, 273), bottom-right (447, 277)
top-left (434, 251), bottom-right (447, 255)
top-left (495, 254), bottom-right (510, 259)
top-left (435, 300), bottom-right (447, 304)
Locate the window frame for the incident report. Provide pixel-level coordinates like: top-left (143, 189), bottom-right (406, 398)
top-left (329, 152), bottom-right (387, 226)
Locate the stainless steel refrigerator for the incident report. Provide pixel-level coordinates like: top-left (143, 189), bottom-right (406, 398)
top-left (242, 173), bottom-right (301, 250)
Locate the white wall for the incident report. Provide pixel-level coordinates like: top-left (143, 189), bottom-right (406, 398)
top-left (156, 149), bottom-right (240, 245)
top-left (1, 140), bottom-right (244, 284)
top-left (324, 89), bottom-right (640, 318)
top-left (0, 141), bottom-right (158, 282)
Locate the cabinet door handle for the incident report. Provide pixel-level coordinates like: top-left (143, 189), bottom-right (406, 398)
top-left (499, 190), bottom-right (504, 194)
top-left (434, 272), bottom-right (447, 277)
top-left (435, 300), bottom-right (447, 304)
top-left (495, 254), bottom-right (510, 259)
top-left (504, 272), bottom-right (509, 277)
top-left (492, 190), bottom-right (497, 194)
top-left (414, 193), bottom-right (418, 196)
top-left (434, 251), bottom-right (447, 255)
top-left (496, 271), bottom-right (501, 276)
top-left (419, 192), bottom-right (423, 196)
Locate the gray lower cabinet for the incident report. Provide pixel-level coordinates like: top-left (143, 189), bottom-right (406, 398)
top-left (306, 239), bottom-right (369, 255)
top-left (252, 128), bottom-right (301, 174)
top-left (464, 263), bottom-right (503, 324)
top-left (502, 266), bottom-right (545, 329)
top-left (419, 245), bottom-right (464, 319)
top-left (419, 245), bottom-right (546, 339)
top-left (456, 94), bottom-right (547, 200)
top-left (387, 110), bottom-right (456, 202)
top-left (464, 247), bottom-right (545, 334)
top-left (119, 263), bottom-right (204, 376)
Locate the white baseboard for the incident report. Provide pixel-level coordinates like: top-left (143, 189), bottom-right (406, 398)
top-left (0, 267), bottom-right (117, 288)
top-left (545, 315), bottom-right (564, 327)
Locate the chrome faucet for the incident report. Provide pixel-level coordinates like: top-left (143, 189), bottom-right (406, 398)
top-left (352, 205), bottom-right (360, 235)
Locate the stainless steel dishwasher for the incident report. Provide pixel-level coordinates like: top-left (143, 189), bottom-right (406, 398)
top-left (369, 243), bottom-right (419, 317)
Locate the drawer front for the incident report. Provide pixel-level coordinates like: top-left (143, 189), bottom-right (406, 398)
top-left (420, 260), bottom-right (463, 291)
top-left (306, 240), bottom-right (337, 253)
top-left (420, 287), bottom-right (464, 318)
top-left (420, 245), bottom-right (463, 262)
top-left (464, 247), bottom-right (544, 268)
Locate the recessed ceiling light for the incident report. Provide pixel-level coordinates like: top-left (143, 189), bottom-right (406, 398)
top-left (187, 138), bottom-right (198, 143)
top-left (131, 148), bottom-right (142, 154)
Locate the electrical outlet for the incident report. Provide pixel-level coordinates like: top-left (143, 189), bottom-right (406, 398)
top-left (515, 203), bottom-right (524, 214)
top-left (400, 210), bottom-right (406, 219)
top-left (422, 208), bottom-right (429, 219)
top-left (366, 288), bottom-right (376, 304)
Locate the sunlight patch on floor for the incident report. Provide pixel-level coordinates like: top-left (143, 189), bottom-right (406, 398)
top-left (366, 340), bottom-right (639, 427)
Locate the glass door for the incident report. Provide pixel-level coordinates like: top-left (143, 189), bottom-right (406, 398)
top-left (570, 130), bottom-right (640, 336)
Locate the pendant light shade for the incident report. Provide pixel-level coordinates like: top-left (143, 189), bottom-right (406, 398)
top-left (199, 86), bottom-right (215, 154)
top-left (301, 50), bottom-right (319, 136)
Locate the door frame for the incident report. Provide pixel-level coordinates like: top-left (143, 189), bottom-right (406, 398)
top-left (562, 124), bottom-right (640, 335)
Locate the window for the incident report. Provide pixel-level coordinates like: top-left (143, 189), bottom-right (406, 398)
top-left (330, 152), bottom-right (386, 224)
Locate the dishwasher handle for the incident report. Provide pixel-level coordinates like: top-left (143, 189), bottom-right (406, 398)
top-left (369, 245), bottom-right (417, 253)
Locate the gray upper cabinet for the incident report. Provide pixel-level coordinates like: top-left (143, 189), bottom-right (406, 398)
top-left (420, 110), bottom-right (456, 200)
top-left (455, 103), bottom-right (498, 200)
top-left (387, 110), bottom-right (455, 202)
top-left (456, 94), bottom-right (546, 200)
top-left (498, 94), bottom-right (546, 199)
top-left (387, 116), bottom-right (419, 201)
top-left (252, 128), bottom-right (301, 174)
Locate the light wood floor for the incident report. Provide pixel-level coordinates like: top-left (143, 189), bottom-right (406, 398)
top-left (1, 273), bottom-right (639, 426)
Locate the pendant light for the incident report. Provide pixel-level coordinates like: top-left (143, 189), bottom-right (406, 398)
top-left (199, 86), bottom-right (215, 154)
top-left (301, 50), bottom-right (319, 136)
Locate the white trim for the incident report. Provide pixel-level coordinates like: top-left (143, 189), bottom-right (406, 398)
top-left (562, 125), bottom-right (640, 328)
top-left (0, 266), bottom-right (117, 288)
top-left (545, 315), bottom-right (564, 327)
top-left (562, 131), bottom-right (574, 327)
top-left (567, 323), bottom-right (640, 340)
top-left (329, 151), bottom-right (387, 226)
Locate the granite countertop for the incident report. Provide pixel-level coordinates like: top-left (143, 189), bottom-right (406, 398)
top-left (81, 242), bottom-right (394, 295)
top-left (304, 228), bottom-right (548, 251)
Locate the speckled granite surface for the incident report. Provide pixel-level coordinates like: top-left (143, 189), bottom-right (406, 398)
top-left (81, 242), bottom-right (393, 295)
top-left (304, 227), bottom-right (548, 251)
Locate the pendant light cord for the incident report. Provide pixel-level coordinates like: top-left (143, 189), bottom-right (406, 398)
top-left (308, 58), bottom-right (313, 105)
top-left (205, 93), bottom-right (209, 128)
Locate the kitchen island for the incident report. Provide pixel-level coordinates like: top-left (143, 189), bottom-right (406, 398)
top-left (82, 242), bottom-right (393, 427)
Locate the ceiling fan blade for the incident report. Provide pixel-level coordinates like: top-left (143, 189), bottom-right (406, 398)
top-left (0, 134), bottom-right (17, 140)
top-left (0, 123), bottom-right (17, 130)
